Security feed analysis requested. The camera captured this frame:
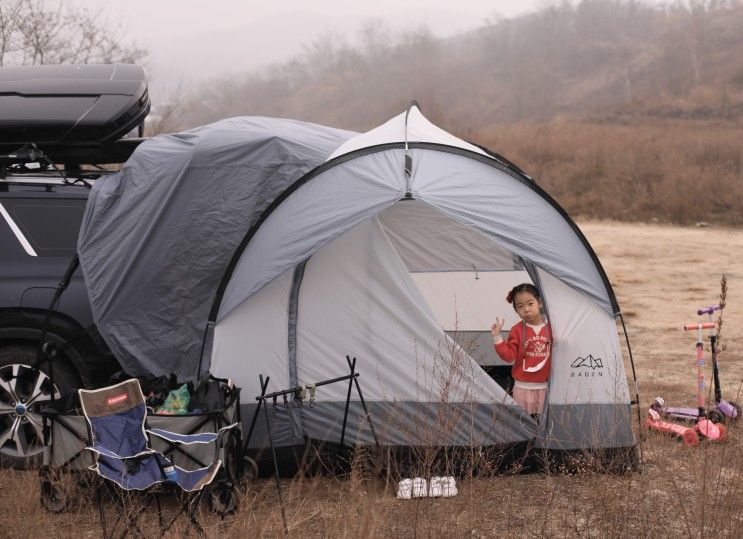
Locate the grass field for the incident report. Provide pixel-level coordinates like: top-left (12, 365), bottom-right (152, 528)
top-left (2, 220), bottom-right (741, 538)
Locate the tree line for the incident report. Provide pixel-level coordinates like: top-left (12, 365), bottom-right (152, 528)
top-left (169, 0), bottom-right (743, 133)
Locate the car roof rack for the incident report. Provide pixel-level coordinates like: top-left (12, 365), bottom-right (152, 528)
top-left (0, 63), bottom-right (150, 165)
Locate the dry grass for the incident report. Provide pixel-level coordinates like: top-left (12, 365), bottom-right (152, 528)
top-left (473, 120), bottom-right (743, 226)
top-left (3, 220), bottom-right (743, 537)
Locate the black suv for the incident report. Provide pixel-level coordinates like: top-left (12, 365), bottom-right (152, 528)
top-left (0, 64), bottom-right (149, 468)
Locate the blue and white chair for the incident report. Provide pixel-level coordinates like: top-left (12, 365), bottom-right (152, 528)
top-left (79, 379), bottom-right (238, 537)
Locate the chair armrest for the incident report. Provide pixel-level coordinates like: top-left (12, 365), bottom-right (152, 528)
top-left (86, 444), bottom-right (157, 460)
top-left (147, 423), bottom-right (239, 446)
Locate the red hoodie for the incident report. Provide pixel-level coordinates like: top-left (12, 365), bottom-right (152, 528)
top-left (494, 320), bottom-right (552, 384)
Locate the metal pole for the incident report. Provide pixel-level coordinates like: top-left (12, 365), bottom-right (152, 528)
top-left (346, 356), bottom-right (380, 449)
top-left (339, 357), bottom-right (355, 448)
top-left (695, 328), bottom-right (706, 417)
top-left (262, 382), bottom-right (288, 535)
top-left (710, 333), bottom-right (722, 404)
top-left (242, 376), bottom-right (269, 459)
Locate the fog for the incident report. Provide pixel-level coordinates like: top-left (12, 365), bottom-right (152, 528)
top-left (68, 0), bottom-right (541, 95)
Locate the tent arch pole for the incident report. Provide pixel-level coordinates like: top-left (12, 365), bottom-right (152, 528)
top-left (620, 312), bottom-right (644, 464)
top-left (522, 258), bottom-right (554, 432)
top-left (287, 259), bottom-right (309, 439)
top-left (206, 142), bottom-right (621, 330)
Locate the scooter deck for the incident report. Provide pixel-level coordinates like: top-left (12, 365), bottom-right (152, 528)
top-left (646, 417), bottom-right (700, 446)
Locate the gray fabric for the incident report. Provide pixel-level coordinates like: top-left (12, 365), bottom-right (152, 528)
top-left (50, 415), bottom-right (93, 470)
top-left (378, 200), bottom-right (521, 271)
top-left (147, 415), bottom-right (216, 471)
top-left (241, 400), bottom-right (537, 448)
top-left (220, 148), bottom-right (615, 323)
top-left (411, 149), bottom-right (614, 314)
top-left (536, 404), bottom-right (636, 450)
top-left (242, 401), bottom-right (634, 450)
top-left (217, 150), bottom-right (404, 319)
top-left (77, 116), bottom-right (354, 378)
top-left (244, 402), bottom-right (303, 449)
top-left (445, 331), bottom-right (510, 366)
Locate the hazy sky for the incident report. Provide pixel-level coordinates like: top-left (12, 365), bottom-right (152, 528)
top-left (71, 0), bottom-right (542, 96)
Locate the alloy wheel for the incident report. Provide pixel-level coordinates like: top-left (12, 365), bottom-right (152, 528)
top-left (0, 363), bottom-right (59, 459)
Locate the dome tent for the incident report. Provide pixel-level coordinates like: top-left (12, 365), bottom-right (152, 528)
top-left (78, 105), bottom-right (639, 464)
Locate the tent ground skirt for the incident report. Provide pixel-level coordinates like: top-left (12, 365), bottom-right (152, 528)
top-left (244, 440), bottom-right (639, 479)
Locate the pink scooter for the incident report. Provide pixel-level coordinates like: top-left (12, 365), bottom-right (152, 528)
top-left (699, 305), bottom-right (739, 421)
top-left (645, 408), bottom-right (700, 446)
top-left (652, 306), bottom-right (739, 423)
top-left (648, 322), bottom-right (726, 443)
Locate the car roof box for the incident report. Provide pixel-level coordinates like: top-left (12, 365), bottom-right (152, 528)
top-left (0, 64), bottom-right (150, 145)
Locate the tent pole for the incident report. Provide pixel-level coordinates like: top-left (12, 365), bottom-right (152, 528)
top-left (619, 313), bottom-right (644, 466)
top-left (195, 321), bottom-right (213, 380)
top-left (523, 261), bottom-right (552, 432)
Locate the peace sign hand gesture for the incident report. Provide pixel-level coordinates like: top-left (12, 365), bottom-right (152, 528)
top-left (491, 318), bottom-right (505, 337)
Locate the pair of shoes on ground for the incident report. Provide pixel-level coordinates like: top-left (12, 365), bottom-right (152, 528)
top-left (396, 476), bottom-right (457, 499)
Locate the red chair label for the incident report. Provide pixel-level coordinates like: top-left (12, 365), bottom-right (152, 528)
top-left (107, 393), bottom-right (129, 406)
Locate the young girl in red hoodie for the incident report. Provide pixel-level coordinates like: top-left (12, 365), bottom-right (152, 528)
top-left (491, 283), bottom-right (551, 416)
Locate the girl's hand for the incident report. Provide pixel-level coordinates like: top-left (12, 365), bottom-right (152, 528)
top-left (491, 318), bottom-right (505, 337)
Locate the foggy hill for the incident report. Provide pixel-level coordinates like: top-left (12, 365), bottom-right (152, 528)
top-left (163, 0), bottom-right (743, 134)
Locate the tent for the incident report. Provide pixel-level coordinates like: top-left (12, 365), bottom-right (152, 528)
top-left (78, 105), bottom-right (639, 463)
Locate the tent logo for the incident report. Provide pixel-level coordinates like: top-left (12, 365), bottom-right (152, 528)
top-left (570, 355), bottom-right (604, 377)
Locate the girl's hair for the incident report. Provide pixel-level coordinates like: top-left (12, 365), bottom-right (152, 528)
top-left (506, 283), bottom-right (541, 309)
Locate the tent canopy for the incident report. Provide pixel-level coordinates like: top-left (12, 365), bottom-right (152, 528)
top-left (77, 106), bottom-right (635, 453)
top-left (77, 117), bottom-right (354, 378)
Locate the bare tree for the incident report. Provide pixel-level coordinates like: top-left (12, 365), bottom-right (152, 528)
top-left (0, 0), bottom-right (145, 66)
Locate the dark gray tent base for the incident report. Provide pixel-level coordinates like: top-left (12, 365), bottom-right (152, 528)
top-left (240, 401), bottom-right (639, 477)
top-left (244, 440), bottom-right (640, 479)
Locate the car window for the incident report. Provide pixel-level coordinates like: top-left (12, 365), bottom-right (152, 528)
top-left (4, 199), bottom-right (86, 257)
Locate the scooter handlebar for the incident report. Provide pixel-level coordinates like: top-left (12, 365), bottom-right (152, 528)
top-left (697, 304), bottom-right (721, 315)
top-left (683, 322), bottom-right (717, 331)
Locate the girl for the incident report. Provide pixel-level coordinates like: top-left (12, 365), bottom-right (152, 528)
top-left (491, 283), bottom-right (551, 417)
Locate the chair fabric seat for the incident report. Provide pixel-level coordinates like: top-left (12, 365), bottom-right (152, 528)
top-left (97, 453), bottom-right (166, 490)
top-left (79, 379), bottom-right (233, 493)
top-left (76, 378), bottom-right (239, 537)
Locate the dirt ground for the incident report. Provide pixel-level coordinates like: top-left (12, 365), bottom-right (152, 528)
top-left (1, 220), bottom-right (742, 538)
top-left (581, 220), bottom-right (743, 397)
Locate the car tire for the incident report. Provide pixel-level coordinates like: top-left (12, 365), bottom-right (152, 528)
top-left (0, 344), bottom-right (80, 469)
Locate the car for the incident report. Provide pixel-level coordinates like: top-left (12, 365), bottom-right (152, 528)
top-left (0, 63), bottom-right (149, 468)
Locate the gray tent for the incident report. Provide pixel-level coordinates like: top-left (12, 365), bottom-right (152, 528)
top-left (78, 106), bottom-right (639, 459)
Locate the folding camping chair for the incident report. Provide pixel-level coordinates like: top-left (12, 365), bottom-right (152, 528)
top-left (78, 379), bottom-right (238, 538)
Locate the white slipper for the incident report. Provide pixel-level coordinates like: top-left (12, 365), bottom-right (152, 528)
top-left (412, 477), bottom-right (428, 498)
top-left (396, 478), bottom-right (413, 499)
top-left (441, 476), bottom-right (458, 497)
top-left (428, 476), bottom-right (443, 497)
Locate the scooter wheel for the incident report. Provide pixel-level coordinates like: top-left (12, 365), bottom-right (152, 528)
top-left (730, 402), bottom-right (740, 422)
top-left (683, 429), bottom-right (700, 447)
top-left (707, 409), bottom-right (725, 423)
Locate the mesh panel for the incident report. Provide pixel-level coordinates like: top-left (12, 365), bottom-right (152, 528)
top-left (378, 200), bottom-right (522, 272)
